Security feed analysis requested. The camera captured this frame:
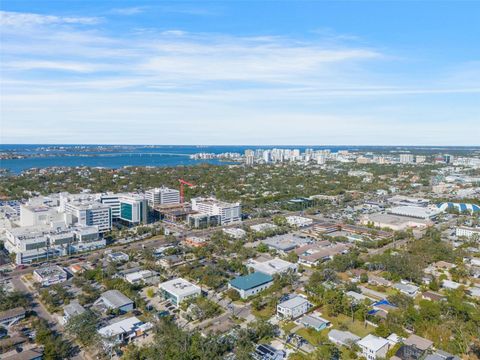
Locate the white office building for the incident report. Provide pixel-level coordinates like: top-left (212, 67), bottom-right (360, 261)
top-left (19, 204), bottom-right (63, 227)
top-left (63, 202), bottom-right (112, 233)
top-left (119, 194), bottom-right (147, 224)
top-left (98, 193), bottom-right (121, 218)
top-left (191, 197), bottom-right (241, 225)
top-left (388, 206), bottom-right (442, 220)
top-left (416, 155), bottom-right (427, 163)
top-left (4, 224), bottom-right (101, 265)
top-left (159, 278), bottom-right (201, 307)
top-left (71, 227), bottom-right (106, 253)
top-left (246, 258), bottom-right (298, 276)
top-left (145, 187), bottom-right (180, 207)
top-left (33, 265), bottom-right (68, 286)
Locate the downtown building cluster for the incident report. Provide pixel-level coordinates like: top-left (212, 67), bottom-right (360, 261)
top-left (4, 192), bottom-right (148, 264)
top-left (3, 186), bottom-right (241, 264)
top-left (244, 148), bottom-right (334, 165)
top-left (238, 148), bottom-right (470, 167)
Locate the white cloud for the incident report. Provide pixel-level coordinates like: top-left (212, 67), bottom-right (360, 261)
top-left (1, 10), bottom-right (479, 145)
top-left (3, 60), bottom-right (101, 73)
top-left (0, 10), bottom-right (101, 27)
top-left (110, 7), bottom-right (146, 16)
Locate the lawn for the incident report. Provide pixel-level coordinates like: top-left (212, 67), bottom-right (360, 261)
top-left (286, 350), bottom-right (309, 360)
top-left (296, 327), bottom-right (327, 346)
top-left (340, 347), bottom-right (359, 360)
top-left (252, 305), bottom-right (275, 320)
top-left (365, 284), bottom-right (398, 297)
top-left (281, 321), bottom-right (297, 333)
top-left (313, 310), bottom-right (375, 338)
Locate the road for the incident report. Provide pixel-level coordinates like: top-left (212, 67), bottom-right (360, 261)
top-left (10, 276), bottom-right (56, 327)
top-left (10, 265), bottom-right (92, 359)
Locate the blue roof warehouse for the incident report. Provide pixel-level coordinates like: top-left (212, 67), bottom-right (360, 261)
top-left (229, 272), bottom-right (274, 299)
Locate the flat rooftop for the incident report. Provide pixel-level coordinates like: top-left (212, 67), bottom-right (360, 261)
top-left (262, 233), bottom-right (313, 251)
top-left (99, 289), bottom-right (133, 308)
top-left (278, 296), bottom-right (309, 309)
top-left (229, 272), bottom-right (273, 291)
top-left (34, 265), bottom-right (67, 278)
top-left (247, 258), bottom-right (296, 275)
top-left (388, 206), bottom-right (441, 219)
top-left (159, 278), bottom-right (201, 296)
top-left (366, 213), bottom-right (430, 226)
top-left (98, 316), bottom-right (143, 337)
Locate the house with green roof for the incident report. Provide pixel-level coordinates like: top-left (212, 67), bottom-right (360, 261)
top-left (228, 272), bottom-right (274, 299)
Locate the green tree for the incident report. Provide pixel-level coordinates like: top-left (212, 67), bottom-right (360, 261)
top-left (65, 310), bottom-right (100, 348)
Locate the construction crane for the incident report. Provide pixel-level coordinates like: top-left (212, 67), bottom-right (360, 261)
top-left (178, 179), bottom-right (194, 203)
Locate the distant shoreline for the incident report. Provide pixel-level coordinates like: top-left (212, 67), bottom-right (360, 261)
top-left (1, 144), bottom-right (479, 175)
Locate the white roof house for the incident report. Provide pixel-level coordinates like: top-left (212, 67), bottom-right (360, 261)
top-left (276, 296), bottom-right (311, 319)
top-left (346, 291), bottom-right (373, 303)
top-left (442, 280), bottom-right (462, 290)
top-left (98, 317), bottom-right (142, 338)
top-left (328, 329), bottom-right (360, 348)
top-left (358, 334), bottom-right (390, 360)
top-left (124, 270), bottom-right (158, 284)
top-left (98, 316), bottom-right (152, 347)
top-left (246, 258), bottom-right (298, 276)
top-left (223, 228), bottom-right (246, 239)
top-left (393, 283), bottom-right (420, 297)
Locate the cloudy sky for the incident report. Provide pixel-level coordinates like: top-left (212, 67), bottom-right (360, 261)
top-left (1, 1), bottom-right (479, 145)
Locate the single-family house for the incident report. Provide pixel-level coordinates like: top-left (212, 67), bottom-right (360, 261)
top-left (297, 314), bottom-right (330, 331)
top-left (357, 334), bottom-right (390, 360)
top-left (328, 329), bottom-right (360, 348)
top-left (276, 296), bottom-right (311, 319)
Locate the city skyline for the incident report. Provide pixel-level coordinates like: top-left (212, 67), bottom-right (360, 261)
top-left (1, 1), bottom-right (479, 145)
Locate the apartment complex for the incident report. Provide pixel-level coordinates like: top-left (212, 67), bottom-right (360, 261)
top-left (399, 154), bottom-right (415, 164)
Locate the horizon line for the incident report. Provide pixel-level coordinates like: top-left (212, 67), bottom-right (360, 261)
top-left (2, 143), bottom-right (480, 148)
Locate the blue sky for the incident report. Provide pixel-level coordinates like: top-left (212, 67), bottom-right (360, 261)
top-left (1, 1), bottom-right (479, 145)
